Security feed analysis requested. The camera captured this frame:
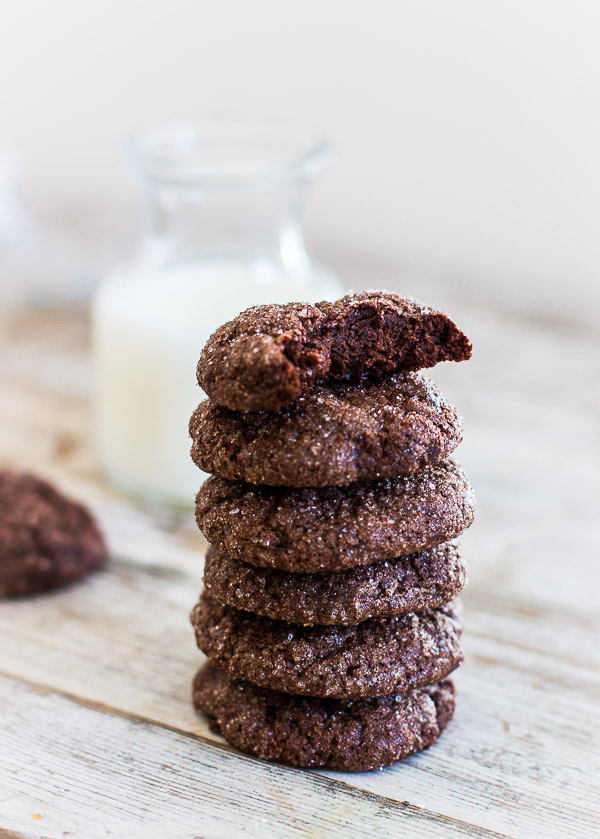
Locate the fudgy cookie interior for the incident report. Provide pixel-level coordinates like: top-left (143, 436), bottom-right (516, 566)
top-left (323, 300), bottom-right (471, 382)
top-left (198, 292), bottom-right (472, 412)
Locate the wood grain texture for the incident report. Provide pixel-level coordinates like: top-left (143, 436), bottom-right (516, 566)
top-left (4, 674), bottom-right (512, 839)
top-left (0, 298), bottom-right (599, 839)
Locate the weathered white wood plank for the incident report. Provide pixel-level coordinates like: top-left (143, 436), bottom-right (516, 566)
top-left (0, 556), bottom-right (598, 839)
top-left (1, 300), bottom-right (599, 838)
top-left (0, 674), bottom-right (509, 839)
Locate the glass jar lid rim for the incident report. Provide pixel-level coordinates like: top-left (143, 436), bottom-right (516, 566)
top-left (123, 119), bottom-right (333, 185)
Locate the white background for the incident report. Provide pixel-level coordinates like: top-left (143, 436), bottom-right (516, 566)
top-left (1, 0), bottom-right (599, 316)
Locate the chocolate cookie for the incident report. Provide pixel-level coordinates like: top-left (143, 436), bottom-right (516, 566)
top-left (196, 459), bottom-right (475, 572)
top-left (197, 291), bottom-right (472, 412)
top-left (0, 469), bottom-right (106, 597)
top-left (203, 541), bottom-right (466, 626)
top-left (194, 664), bottom-right (456, 771)
top-left (191, 595), bottom-right (463, 698)
top-left (190, 373), bottom-right (462, 487)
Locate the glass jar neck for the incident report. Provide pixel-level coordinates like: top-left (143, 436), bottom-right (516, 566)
top-left (139, 180), bottom-right (312, 272)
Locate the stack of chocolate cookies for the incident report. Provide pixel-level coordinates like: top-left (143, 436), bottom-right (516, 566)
top-left (189, 292), bottom-right (474, 772)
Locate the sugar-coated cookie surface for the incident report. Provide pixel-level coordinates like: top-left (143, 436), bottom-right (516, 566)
top-left (195, 459), bottom-right (475, 572)
top-left (193, 664), bottom-right (456, 771)
top-left (191, 594), bottom-right (463, 699)
top-left (190, 372), bottom-right (462, 487)
top-left (197, 291), bottom-right (472, 412)
top-left (203, 541), bottom-right (466, 626)
top-left (0, 469), bottom-right (106, 597)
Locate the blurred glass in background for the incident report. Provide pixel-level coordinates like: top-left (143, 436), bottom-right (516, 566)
top-left (92, 121), bottom-right (344, 506)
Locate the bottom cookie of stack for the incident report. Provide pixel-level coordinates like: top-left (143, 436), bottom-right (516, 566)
top-left (194, 664), bottom-right (456, 772)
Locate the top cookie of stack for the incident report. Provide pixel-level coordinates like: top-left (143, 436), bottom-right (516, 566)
top-left (189, 290), bottom-right (475, 771)
top-left (196, 290), bottom-right (471, 415)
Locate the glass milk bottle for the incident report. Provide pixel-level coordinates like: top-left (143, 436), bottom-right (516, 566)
top-left (92, 121), bottom-right (344, 507)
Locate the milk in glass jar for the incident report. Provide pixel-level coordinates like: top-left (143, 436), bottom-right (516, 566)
top-left (92, 121), bottom-right (344, 507)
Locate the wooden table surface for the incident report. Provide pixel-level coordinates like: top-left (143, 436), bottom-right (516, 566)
top-left (0, 295), bottom-right (598, 839)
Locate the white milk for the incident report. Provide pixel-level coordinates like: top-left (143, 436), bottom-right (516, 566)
top-left (92, 262), bottom-right (344, 507)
